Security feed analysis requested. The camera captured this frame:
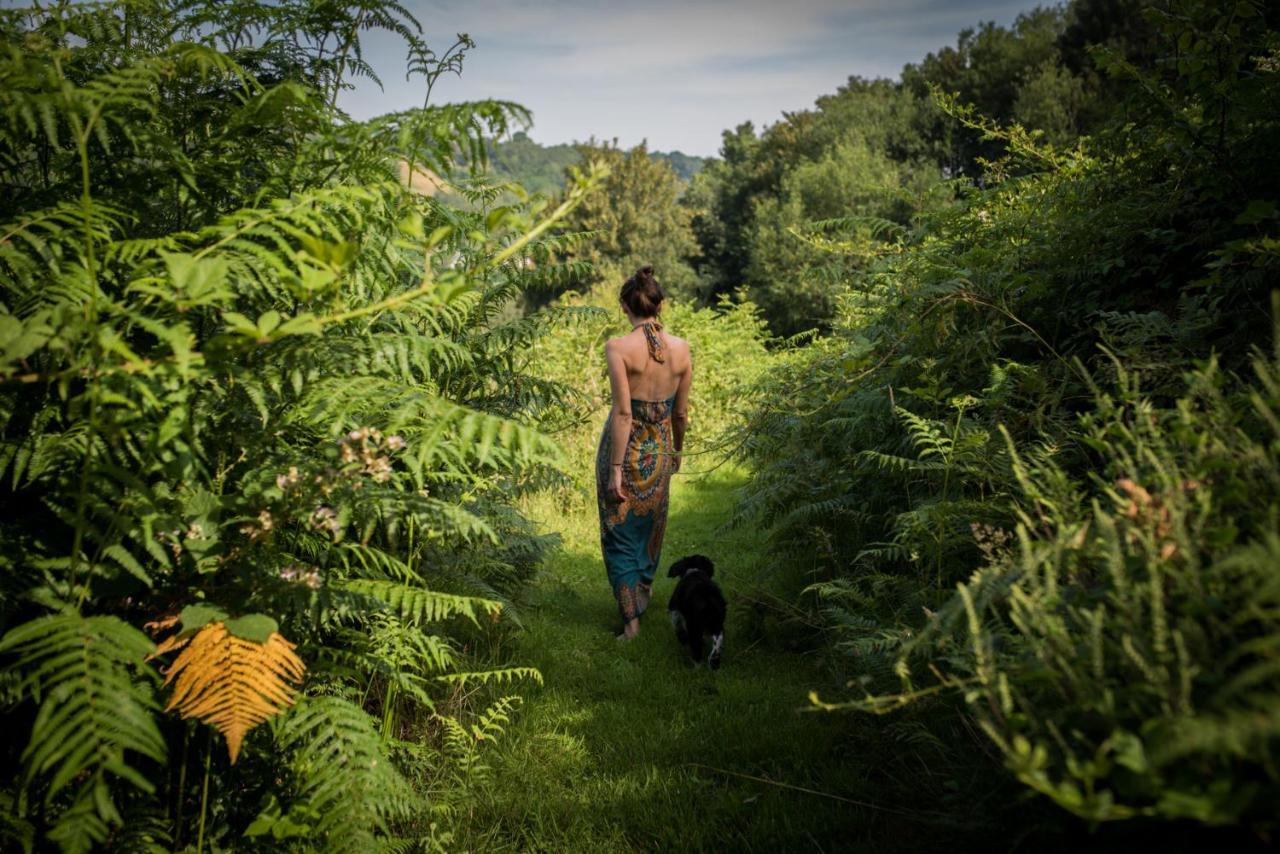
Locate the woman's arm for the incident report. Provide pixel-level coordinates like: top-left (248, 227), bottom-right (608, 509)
top-left (671, 353), bottom-right (692, 471)
top-left (605, 340), bottom-right (632, 499)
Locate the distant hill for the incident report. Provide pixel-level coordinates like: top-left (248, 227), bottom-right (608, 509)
top-left (477, 132), bottom-right (707, 196)
top-left (397, 160), bottom-right (445, 196)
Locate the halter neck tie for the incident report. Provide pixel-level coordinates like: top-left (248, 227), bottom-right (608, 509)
top-left (638, 320), bottom-right (665, 364)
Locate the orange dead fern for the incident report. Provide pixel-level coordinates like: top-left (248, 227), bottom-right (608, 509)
top-left (151, 618), bottom-right (305, 763)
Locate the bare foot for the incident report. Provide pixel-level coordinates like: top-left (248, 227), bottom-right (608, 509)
top-left (616, 618), bottom-right (640, 641)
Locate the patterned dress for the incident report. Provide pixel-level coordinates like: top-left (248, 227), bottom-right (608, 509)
top-left (595, 322), bottom-right (676, 622)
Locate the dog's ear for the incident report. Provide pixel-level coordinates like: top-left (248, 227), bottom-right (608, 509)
top-left (667, 558), bottom-right (689, 578)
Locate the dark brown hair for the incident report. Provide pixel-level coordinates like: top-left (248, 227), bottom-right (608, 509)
top-left (619, 265), bottom-right (664, 318)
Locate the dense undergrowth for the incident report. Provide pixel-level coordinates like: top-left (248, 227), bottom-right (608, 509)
top-left (0, 1), bottom-right (605, 849)
top-left (730, 0), bottom-right (1280, 835)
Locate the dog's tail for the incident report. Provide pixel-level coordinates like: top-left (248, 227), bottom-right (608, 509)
top-left (668, 554), bottom-right (715, 578)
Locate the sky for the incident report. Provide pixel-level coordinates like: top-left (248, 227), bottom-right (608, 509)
top-left (340, 0), bottom-right (1048, 157)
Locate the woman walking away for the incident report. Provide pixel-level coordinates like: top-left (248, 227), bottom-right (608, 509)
top-left (596, 266), bottom-right (692, 640)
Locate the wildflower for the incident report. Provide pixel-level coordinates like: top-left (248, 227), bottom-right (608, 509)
top-left (257, 510), bottom-right (274, 531)
top-left (311, 506), bottom-right (340, 534)
top-left (367, 456), bottom-right (393, 482)
top-left (280, 564), bottom-right (323, 589)
top-left (276, 466), bottom-right (300, 490)
top-left (387, 435), bottom-right (406, 451)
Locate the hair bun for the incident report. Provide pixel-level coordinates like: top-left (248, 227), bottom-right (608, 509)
top-left (620, 265), bottom-right (664, 319)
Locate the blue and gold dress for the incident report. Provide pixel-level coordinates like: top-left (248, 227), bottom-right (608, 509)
top-left (595, 322), bottom-right (676, 622)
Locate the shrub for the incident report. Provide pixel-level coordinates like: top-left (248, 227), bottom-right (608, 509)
top-left (832, 344), bottom-right (1280, 825)
top-left (0, 0), bottom-right (599, 848)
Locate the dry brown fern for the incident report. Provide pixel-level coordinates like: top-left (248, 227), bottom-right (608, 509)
top-left (156, 621), bottom-right (306, 762)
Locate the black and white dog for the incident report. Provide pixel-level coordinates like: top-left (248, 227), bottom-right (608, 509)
top-left (667, 555), bottom-right (726, 669)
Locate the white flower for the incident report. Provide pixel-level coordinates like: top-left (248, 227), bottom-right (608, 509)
top-left (311, 506), bottom-right (340, 534)
top-left (276, 466), bottom-right (300, 490)
top-left (280, 564), bottom-right (323, 589)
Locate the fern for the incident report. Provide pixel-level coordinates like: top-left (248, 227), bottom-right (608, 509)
top-left (835, 346), bottom-right (1280, 824)
top-left (279, 697), bottom-right (416, 851)
top-left (437, 695), bottom-right (521, 782)
top-left (436, 666), bottom-right (543, 688)
top-left (0, 1), bottom-right (603, 845)
top-left (154, 620), bottom-right (305, 763)
top-left (343, 578), bottom-right (502, 626)
top-left (0, 615), bottom-right (165, 851)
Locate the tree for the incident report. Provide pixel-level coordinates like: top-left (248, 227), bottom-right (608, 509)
top-left (746, 139), bottom-right (925, 336)
top-left (556, 141), bottom-right (700, 300)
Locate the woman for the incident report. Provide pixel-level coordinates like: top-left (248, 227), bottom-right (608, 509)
top-left (596, 266), bottom-right (692, 640)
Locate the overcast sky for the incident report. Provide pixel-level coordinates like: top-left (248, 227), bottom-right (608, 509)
top-left (341, 0), bottom-right (1049, 157)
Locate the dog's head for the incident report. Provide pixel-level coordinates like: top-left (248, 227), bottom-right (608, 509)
top-left (668, 554), bottom-right (715, 579)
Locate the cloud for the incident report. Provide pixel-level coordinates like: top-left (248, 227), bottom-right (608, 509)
top-left (340, 0), bottom-right (1044, 155)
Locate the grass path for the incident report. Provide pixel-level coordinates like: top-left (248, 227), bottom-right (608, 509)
top-left (460, 466), bottom-right (945, 852)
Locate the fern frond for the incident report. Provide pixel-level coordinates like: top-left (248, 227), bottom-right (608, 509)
top-left (156, 621), bottom-right (305, 763)
top-left (0, 615), bottom-right (164, 848)
top-left (281, 697), bottom-right (415, 849)
top-left (342, 579), bottom-right (502, 626)
top-left (435, 666), bottom-right (542, 687)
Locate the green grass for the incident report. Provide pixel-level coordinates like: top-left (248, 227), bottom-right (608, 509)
top-left (446, 465), bottom-right (1262, 854)
top-left (455, 465), bottom-right (957, 852)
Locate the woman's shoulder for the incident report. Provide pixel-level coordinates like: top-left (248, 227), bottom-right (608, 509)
top-left (661, 329), bottom-right (689, 350)
top-left (661, 331), bottom-right (692, 366)
top-left (603, 331), bottom-right (644, 365)
top-left (604, 330), bottom-right (641, 350)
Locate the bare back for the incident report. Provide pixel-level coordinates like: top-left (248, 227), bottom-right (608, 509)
top-left (605, 325), bottom-right (691, 404)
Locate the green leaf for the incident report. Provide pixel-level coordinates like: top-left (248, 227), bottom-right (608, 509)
top-left (1111, 731), bottom-right (1148, 773)
top-left (275, 313), bottom-right (323, 338)
top-left (485, 206), bottom-right (512, 231)
top-left (222, 311), bottom-right (260, 337)
top-left (257, 311), bottom-right (282, 336)
top-left (0, 311), bottom-right (53, 369)
top-left (224, 614), bottom-right (278, 643)
top-left (162, 250), bottom-right (231, 303)
top-left (1236, 199), bottom-right (1277, 225)
top-left (428, 225), bottom-right (453, 247)
top-left (398, 211), bottom-right (424, 238)
top-left (179, 604), bottom-right (228, 631)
